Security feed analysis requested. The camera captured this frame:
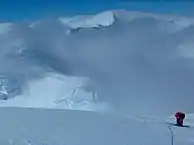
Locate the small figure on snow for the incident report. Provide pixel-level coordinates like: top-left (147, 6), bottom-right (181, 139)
top-left (175, 111), bottom-right (185, 127)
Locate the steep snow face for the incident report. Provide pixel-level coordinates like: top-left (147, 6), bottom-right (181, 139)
top-left (59, 11), bottom-right (115, 29)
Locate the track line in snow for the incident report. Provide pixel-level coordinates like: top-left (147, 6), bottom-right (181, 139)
top-left (168, 125), bottom-right (174, 145)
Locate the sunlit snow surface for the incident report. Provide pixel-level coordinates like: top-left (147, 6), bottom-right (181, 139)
top-left (0, 108), bottom-right (194, 145)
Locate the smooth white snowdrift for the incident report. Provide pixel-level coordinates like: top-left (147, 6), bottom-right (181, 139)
top-left (59, 11), bottom-right (115, 29)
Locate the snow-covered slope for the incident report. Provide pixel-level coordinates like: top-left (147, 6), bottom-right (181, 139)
top-left (1, 9), bottom-right (194, 145)
top-left (0, 107), bottom-right (194, 145)
top-left (0, 108), bottom-right (172, 145)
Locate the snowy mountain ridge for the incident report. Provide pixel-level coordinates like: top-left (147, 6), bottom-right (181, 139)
top-left (58, 9), bottom-right (194, 29)
top-left (59, 10), bottom-right (115, 29)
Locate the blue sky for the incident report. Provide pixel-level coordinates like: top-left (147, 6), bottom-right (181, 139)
top-left (0, 0), bottom-right (194, 22)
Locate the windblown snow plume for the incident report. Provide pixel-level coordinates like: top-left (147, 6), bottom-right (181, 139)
top-left (0, 10), bottom-right (194, 116)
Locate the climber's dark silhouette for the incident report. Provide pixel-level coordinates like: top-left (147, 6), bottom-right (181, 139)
top-left (175, 112), bottom-right (185, 127)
